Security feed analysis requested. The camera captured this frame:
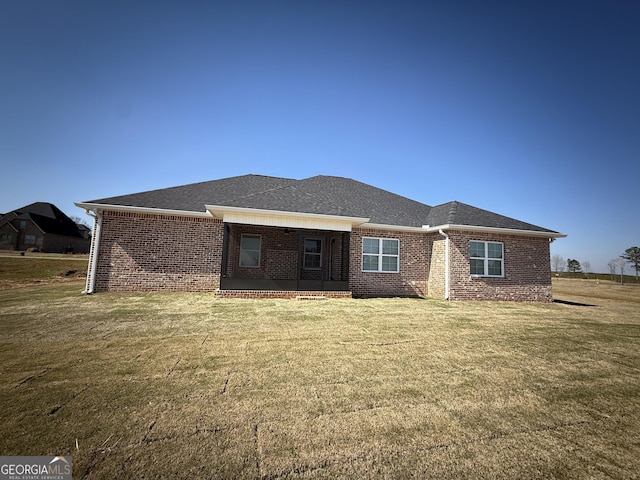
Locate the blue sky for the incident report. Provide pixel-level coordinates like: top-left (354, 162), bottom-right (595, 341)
top-left (1, 1), bottom-right (638, 273)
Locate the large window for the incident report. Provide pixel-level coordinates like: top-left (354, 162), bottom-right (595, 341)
top-left (24, 234), bottom-right (36, 245)
top-left (362, 237), bottom-right (399, 272)
top-left (239, 234), bottom-right (261, 268)
top-left (303, 238), bottom-right (322, 269)
top-left (470, 241), bottom-right (503, 277)
top-left (0, 233), bottom-right (12, 243)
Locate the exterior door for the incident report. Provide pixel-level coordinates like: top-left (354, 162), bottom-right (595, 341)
top-left (298, 235), bottom-right (324, 290)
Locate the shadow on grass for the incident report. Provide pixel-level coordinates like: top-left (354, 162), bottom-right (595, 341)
top-left (553, 299), bottom-right (598, 307)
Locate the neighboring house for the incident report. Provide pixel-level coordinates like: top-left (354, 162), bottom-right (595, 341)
top-left (76, 175), bottom-right (565, 301)
top-left (0, 202), bottom-right (91, 253)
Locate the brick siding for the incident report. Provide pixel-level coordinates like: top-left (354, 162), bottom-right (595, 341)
top-left (447, 231), bottom-right (552, 302)
top-left (91, 211), bottom-right (553, 301)
top-left (94, 211), bottom-right (222, 292)
top-left (349, 228), bottom-right (429, 297)
top-left (427, 236), bottom-right (446, 299)
top-left (225, 225), bottom-right (299, 280)
top-left (224, 225), bottom-right (348, 282)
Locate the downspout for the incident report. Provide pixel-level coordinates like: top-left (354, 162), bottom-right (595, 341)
top-left (82, 209), bottom-right (102, 294)
top-left (438, 229), bottom-right (450, 300)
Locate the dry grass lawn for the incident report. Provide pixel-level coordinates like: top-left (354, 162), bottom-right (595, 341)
top-left (0, 262), bottom-right (639, 478)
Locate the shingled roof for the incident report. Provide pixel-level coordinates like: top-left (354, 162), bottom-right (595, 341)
top-left (83, 174), bottom-right (559, 234)
top-left (0, 202), bottom-right (85, 238)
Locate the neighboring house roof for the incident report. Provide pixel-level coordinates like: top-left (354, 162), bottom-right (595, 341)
top-left (0, 202), bottom-right (85, 238)
top-left (76, 224), bottom-right (92, 236)
top-left (81, 174), bottom-right (562, 235)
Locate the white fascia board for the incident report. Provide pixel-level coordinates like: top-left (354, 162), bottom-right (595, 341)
top-left (205, 205), bottom-right (370, 232)
top-left (358, 222), bottom-right (428, 232)
top-left (421, 224), bottom-right (567, 238)
top-left (74, 202), bottom-right (212, 218)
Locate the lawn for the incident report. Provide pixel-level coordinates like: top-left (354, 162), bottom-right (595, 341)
top-left (0, 257), bottom-right (639, 479)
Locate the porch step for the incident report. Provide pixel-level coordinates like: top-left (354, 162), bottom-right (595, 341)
top-left (214, 290), bottom-right (352, 299)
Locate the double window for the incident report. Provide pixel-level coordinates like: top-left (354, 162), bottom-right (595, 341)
top-left (362, 237), bottom-right (399, 272)
top-left (239, 234), bottom-right (261, 268)
top-left (470, 241), bottom-right (504, 277)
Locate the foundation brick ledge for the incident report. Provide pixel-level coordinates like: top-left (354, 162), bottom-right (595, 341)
top-left (214, 290), bottom-right (352, 299)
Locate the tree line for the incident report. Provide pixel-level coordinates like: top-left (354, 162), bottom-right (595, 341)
top-left (551, 246), bottom-right (640, 283)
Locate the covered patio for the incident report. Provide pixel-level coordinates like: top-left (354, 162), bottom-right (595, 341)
top-left (218, 223), bottom-right (351, 296)
top-left (207, 204), bottom-right (369, 298)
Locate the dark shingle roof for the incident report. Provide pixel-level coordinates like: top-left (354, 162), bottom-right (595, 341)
top-left (86, 175), bottom-right (297, 213)
top-left (425, 201), bottom-right (557, 233)
top-left (84, 174), bottom-right (559, 233)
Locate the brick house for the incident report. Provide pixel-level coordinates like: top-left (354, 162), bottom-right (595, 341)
top-left (76, 175), bottom-right (564, 301)
top-left (0, 202), bottom-right (91, 253)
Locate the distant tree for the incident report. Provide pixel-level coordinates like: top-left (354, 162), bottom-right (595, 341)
top-left (617, 258), bottom-right (626, 284)
top-left (620, 246), bottom-right (640, 282)
top-left (582, 260), bottom-right (591, 279)
top-left (608, 260), bottom-right (618, 282)
top-left (551, 255), bottom-right (565, 274)
top-left (70, 215), bottom-right (90, 228)
top-left (567, 258), bottom-right (582, 273)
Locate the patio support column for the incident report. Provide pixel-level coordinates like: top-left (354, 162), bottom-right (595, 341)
top-left (344, 232), bottom-right (350, 283)
top-left (220, 223), bottom-right (229, 279)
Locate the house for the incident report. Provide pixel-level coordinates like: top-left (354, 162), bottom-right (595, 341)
top-left (75, 175), bottom-right (565, 301)
top-left (0, 202), bottom-right (91, 253)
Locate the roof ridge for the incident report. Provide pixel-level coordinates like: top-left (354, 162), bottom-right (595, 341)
top-left (220, 175), bottom-right (300, 203)
top-left (447, 201), bottom-right (460, 224)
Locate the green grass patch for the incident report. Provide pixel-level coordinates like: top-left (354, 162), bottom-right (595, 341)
top-left (0, 254), bottom-right (88, 283)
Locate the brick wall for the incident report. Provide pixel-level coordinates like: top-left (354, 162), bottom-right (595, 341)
top-left (0, 223), bottom-right (17, 250)
top-left (427, 236), bottom-right (446, 299)
top-left (225, 225), bottom-right (348, 282)
top-left (1, 220), bottom-right (43, 251)
top-left (447, 231), bottom-right (552, 302)
top-left (225, 225), bottom-right (299, 280)
top-left (94, 211), bottom-right (223, 292)
top-left (92, 211), bottom-right (553, 301)
top-left (349, 228), bottom-right (429, 297)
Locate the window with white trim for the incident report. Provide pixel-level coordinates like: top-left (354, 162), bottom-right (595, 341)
top-left (239, 234), bottom-right (261, 268)
top-left (470, 241), bottom-right (504, 277)
top-left (362, 237), bottom-right (399, 272)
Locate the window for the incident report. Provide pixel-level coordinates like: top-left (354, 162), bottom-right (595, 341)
top-left (239, 234), bottom-right (261, 268)
top-left (303, 238), bottom-right (322, 269)
top-left (24, 234), bottom-right (36, 245)
top-left (19, 220), bottom-right (27, 230)
top-left (0, 233), bottom-right (11, 243)
top-left (362, 237), bottom-right (399, 272)
top-left (470, 241), bottom-right (503, 277)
